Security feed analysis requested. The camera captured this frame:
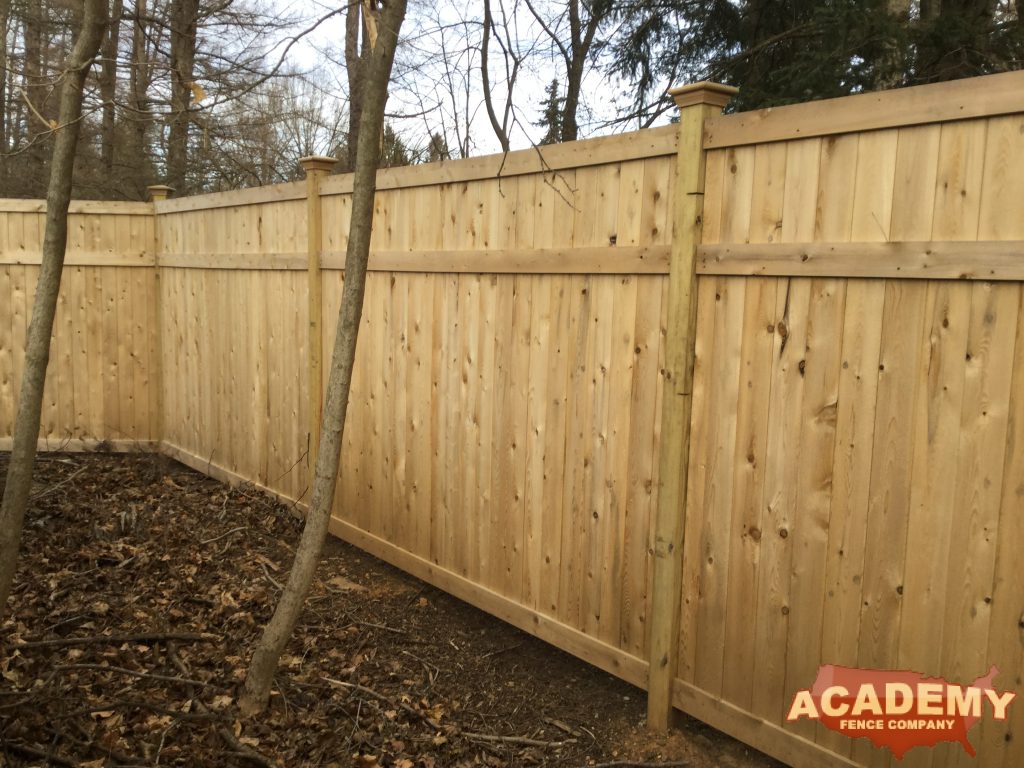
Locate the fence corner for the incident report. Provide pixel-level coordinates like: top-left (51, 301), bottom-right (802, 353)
top-left (146, 185), bottom-right (174, 450)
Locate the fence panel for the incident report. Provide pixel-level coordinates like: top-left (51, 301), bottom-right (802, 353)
top-left (684, 83), bottom-right (1024, 767)
top-left (0, 202), bottom-right (157, 449)
top-left (2, 72), bottom-right (1024, 768)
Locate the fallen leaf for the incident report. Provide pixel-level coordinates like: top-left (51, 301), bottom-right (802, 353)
top-left (327, 575), bottom-right (367, 592)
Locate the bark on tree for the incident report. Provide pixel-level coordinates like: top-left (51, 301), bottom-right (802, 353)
top-left (128, 0), bottom-right (152, 197)
top-left (238, 0), bottom-right (407, 717)
top-left (343, 0), bottom-right (369, 173)
top-left (100, 0), bottom-right (124, 179)
top-left (168, 0), bottom-right (198, 193)
top-left (480, 0), bottom-right (511, 153)
top-left (23, 0), bottom-right (46, 173)
top-left (524, 0), bottom-right (607, 143)
top-left (0, 0), bottom-right (11, 188)
top-left (0, 0), bottom-right (108, 619)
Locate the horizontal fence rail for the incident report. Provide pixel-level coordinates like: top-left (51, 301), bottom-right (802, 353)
top-left (2, 71), bottom-right (1024, 768)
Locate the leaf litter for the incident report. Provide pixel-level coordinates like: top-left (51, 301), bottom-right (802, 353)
top-left (0, 452), bottom-right (782, 768)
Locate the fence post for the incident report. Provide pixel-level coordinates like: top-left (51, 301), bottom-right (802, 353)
top-left (299, 157), bottom-right (336, 487)
top-left (147, 185), bottom-right (173, 450)
top-left (647, 82), bottom-right (737, 731)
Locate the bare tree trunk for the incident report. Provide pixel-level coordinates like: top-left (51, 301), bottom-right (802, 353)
top-left (129, 0), bottom-right (151, 197)
top-left (238, 0), bottom-right (408, 717)
top-left (343, 0), bottom-right (368, 173)
top-left (876, 0), bottom-right (911, 88)
top-left (561, 57), bottom-right (583, 142)
top-left (0, 0), bottom-right (11, 187)
top-left (100, 0), bottom-right (124, 182)
top-left (168, 0), bottom-right (198, 192)
top-left (480, 0), bottom-right (510, 153)
top-left (23, 0), bottom-right (47, 188)
top-left (0, 0), bottom-right (108, 619)
top-left (524, 0), bottom-right (606, 144)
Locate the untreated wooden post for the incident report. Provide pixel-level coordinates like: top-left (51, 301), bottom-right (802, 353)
top-left (147, 185), bottom-right (173, 451)
top-left (299, 157), bottom-right (336, 486)
top-left (646, 81), bottom-right (737, 731)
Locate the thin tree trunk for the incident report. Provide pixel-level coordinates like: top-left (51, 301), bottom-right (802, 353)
top-left (0, 0), bottom-right (108, 619)
top-left (344, 0), bottom-right (368, 173)
top-left (561, 59), bottom-right (583, 142)
top-left (0, 0), bottom-right (11, 187)
top-left (238, 0), bottom-right (408, 717)
top-left (23, 0), bottom-right (46, 190)
top-left (100, 0), bottom-right (124, 184)
top-left (480, 0), bottom-right (510, 153)
top-left (168, 0), bottom-right (198, 193)
top-left (129, 0), bottom-right (151, 197)
top-left (561, 0), bottom-right (582, 142)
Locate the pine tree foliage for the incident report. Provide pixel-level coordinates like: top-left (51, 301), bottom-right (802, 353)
top-left (605, 0), bottom-right (1023, 118)
top-left (536, 79), bottom-right (566, 145)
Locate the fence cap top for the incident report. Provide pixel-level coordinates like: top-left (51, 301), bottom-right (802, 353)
top-left (668, 81), bottom-right (738, 109)
top-left (299, 156), bottom-right (338, 174)
top-left (147, 184), bottom-right (174, 201)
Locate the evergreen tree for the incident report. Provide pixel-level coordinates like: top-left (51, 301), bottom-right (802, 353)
top-left (604, 0), bottom-right (1024, 117)
top-left (381, 123), bottom-right (413, 167)
top-left (427, 132), bottom-right (450, 162)
top-left (536, 79), bottom-right (565, 145)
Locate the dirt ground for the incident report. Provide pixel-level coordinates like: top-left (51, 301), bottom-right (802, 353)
top-left (0, 452), bottom-right (784, 768)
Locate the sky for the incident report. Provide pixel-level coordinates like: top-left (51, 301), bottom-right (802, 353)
top-left (269, 0), bottom-right (677, 158)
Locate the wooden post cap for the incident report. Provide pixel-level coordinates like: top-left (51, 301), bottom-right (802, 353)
top-left (299, 156), bottom-right (338, 174)
top-left (668, 82), bottom-right (738, 109)
top-left (147, 184), bottom-right (174, 201)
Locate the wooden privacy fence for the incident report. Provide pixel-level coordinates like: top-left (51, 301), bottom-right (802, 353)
top-left (2, 70), bottom-right (1024, 768)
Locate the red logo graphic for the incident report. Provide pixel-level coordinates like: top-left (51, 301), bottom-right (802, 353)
top-left (786, 664), bottom-right (1015, 760)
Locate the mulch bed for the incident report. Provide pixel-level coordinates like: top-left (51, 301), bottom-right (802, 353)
top-left (0, 452), bottom-right (782, 768)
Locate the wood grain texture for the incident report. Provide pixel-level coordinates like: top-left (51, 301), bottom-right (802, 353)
top-left (4, 82), bottom-right (1024, 768)
top-left (704, 70), bottom-right (1024, 148)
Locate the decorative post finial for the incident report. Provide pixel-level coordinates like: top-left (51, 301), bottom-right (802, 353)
top-left (299, 156), bottom-right (338, 175)
top-left (667, 81), bottom-right (738, 110)
top-left (147, 184), bottom-right (174, 202)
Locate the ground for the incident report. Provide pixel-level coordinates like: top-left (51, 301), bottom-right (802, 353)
top-left (0, 452), bottom-right (784, 768)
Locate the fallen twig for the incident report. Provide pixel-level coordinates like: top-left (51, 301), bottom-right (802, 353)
top-left (191, 695), bottom-right (276, 768)
top-left (260, 561), bottom-right (284, 590)
top-left (200, 525), bottom-right (248, 545)
top-left (1, 740), bottom-right (77, 767)
top-left (224, 745), bottom-right (275, 768)
top-left (481, 642), bottom-right (523, 659)
top-left (583, 762), bottom-right (689, 768)
top-left (55, 662), bottom-right (208, 687)
top-left (463, 730), bottom-right (577, 748)
top-left (218, 730), bottom-right (275, 768)
top-left (15, 631), bottom-right (218, 649)
top-left (346, 616), bottom-right (405, 635)
top-left (29, 465), bottom-right (87, 502)
top-left (323, 676), bottom-right (442, 730)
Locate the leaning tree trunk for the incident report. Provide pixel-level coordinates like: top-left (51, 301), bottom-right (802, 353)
top-left (0, 0), bottom-right (108, 619)
top-left (239, 0), bottom-right (407, 716)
